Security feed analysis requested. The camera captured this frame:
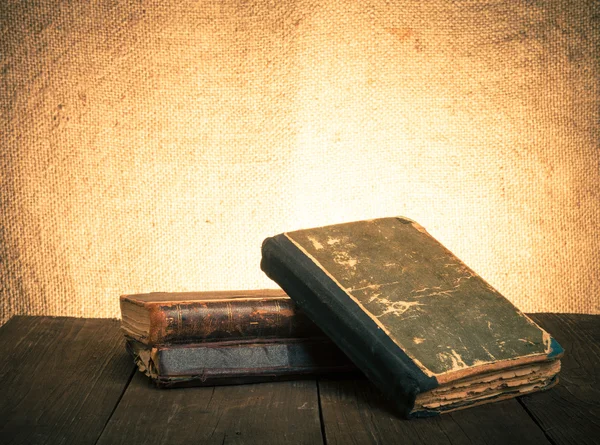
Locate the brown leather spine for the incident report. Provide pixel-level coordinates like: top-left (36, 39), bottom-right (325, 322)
top-left (144, 297), bottom-right (322, 345)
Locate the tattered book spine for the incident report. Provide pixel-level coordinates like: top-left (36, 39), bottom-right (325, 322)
top-left (141, 298), bottom-right (321, 345)
top-left (126, 338), bottom-right (357, 388)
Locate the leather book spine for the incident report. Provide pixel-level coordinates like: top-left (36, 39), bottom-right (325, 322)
top-left (145, 298), bottom-right (323, 345)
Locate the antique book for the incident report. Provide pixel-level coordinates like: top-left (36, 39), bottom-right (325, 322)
top-left (120, 289), bottom-right (319, 346)
top-left (120, 290), bottom-right (356, 387)
top-left (127, 337), bottom-right (355, 388)
top-left (261, 217), bottom-right (564, 417)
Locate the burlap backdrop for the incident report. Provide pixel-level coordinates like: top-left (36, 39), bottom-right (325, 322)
top-left (0, 0), bottom-right (598, 325)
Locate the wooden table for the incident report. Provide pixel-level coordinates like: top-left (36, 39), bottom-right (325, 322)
top-left (0, 314), bottom-right (598, 444)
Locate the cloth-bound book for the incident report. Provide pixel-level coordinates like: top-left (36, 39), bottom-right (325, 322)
top-left (120, 290), bottom-right (354, 387)
top-left (261, 217), bottom-right (564, 417)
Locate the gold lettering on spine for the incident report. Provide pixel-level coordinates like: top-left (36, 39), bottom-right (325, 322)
top-left (177, 304), bottom-right (183, 332)
top-left (227, 302), bottom-right (233, 333)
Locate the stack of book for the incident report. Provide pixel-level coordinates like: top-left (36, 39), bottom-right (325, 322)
top-left (120, 216), bottom-right (563, 417)
top-left (120, 290), bottom-right (355, 387)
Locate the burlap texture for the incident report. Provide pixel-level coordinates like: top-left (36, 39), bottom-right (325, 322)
top-left (1, 0), bottom-right (598, 325)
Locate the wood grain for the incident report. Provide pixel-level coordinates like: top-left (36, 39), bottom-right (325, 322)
top-left (96, 373), bottom-right (324, 445)
top-left (520, 313), bottom-right (600, 445)
top-left (0, 316), bottom-right (134, 445)
top-left (0, 314), bottom-right (598, 445)
top-left (318, 376), bottom-right (552, 445)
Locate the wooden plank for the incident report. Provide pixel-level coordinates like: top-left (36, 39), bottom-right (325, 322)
top-left (318, 376), bottom-right (552, 444)
top-left (520, 313), bottom-right (600, 445)
top-left (0, 316), bottom-right (134, 445)
top-left (96, 372), bottom-right (324, 445)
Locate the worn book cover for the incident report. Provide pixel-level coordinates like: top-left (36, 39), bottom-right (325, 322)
top-left (127, 337), bottom-right (356, 388)
top-left (261, 217), bottom-right (564, 417)
top-left (120, 289), bottom-right (320, 346)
